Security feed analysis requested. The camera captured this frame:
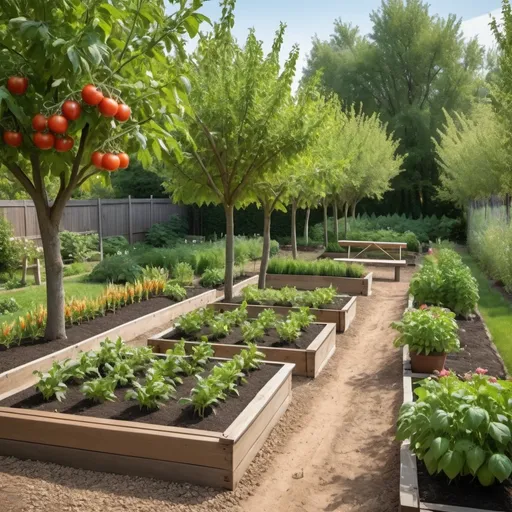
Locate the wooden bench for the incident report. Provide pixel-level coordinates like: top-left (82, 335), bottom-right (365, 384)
top-left (334, 240), bottom-right (408, 282)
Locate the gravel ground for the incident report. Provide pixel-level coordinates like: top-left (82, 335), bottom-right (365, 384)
top-left (0, 261), bottom-right (412, 512)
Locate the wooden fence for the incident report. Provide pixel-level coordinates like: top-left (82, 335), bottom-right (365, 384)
top-left (0, 197), bottom-right (187, 245)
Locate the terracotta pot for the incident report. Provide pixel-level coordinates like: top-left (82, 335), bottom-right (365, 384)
top-left (410, 350), bottom-right (447, 373)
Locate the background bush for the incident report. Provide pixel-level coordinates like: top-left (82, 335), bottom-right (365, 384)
top-left (103, 235), bottom-right (130, 256)
top-left (88, 254), bottom-right (143, 283)
top-left (60, 231), bottom-right (98, 262)
top-left (0, 217), bottom-right (22, 276)
top-left (145, 215), bottom-right (188, 248)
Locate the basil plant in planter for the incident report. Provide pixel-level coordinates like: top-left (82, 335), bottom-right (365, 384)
top-left (397, 372), bottom-right (512, 486)
top-left (391, 306), bottom-right (460, 373)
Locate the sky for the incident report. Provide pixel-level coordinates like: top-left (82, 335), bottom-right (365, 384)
top-left (190, 0), bottom-right (502, 88)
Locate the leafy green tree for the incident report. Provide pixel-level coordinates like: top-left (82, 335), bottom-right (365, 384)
top-left (304, 0), bottom-right (484, 216)
top-left (111, 160), bottom-right (166, 198)
top-left (162, 1), bottom-right (321, 299)
top-left (0, 0), bottom-right (206, 340)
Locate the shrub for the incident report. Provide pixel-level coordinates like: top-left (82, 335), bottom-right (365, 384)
top-left (59, 231), bottom-right (98, 262)
top-left (391, 306), bottom-right (460, 355)
top-left (409, 249), bottom-right (479, 317)
top-left (196, 247), bottom-right (224, 275)
top-left (269, 239), bottom-right (280, 257)
top-left (164, 283), bottom-right (187, 302)
top-left (133, 247), bottom-right (178, 271)
top-left (397, 372), bottom-right (512, 486)
top-left (103, 235), bottom-right (130, 256)
top-left (0, 217), bottom-right (22, 276)
top-left (200, 268), bottom-right (224, 288)
top-left (173, 262), bottom-right (194, 286)
top-left (267, 257), bottom-right (365, 278)
top-left (63, 262), bottom-right (89, 277)
top-left (0, 297), bottom-right (19, 315)
top-left (88, 254), bottom-right (143, 283)
top-left (145, 215), bottom-right (188, 248)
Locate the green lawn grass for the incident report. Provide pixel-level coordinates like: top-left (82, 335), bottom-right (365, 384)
top-left (0, 276), bottom-right (105, 324)
top-left (460, 251), bottom-right (512, 373)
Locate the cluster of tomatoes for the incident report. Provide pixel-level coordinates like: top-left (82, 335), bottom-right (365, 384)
top-left (2, 78), bottom-right (131, 172)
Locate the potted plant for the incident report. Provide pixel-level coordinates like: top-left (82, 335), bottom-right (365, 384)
top-left (391, 305), bottom-right (459, 373)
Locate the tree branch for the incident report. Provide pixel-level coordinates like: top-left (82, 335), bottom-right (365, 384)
top-left (118, 0), bottom-right (144, 65)
top-left (190, 149), bottom-right (223, 200)
top-left (3, 161), bottom-right (37, 198)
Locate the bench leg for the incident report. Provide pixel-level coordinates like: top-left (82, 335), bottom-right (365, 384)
top-left (395, 266), bottom-right (401, 282)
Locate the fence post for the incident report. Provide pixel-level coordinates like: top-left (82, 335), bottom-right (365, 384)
top-left (97, 198), bottom-right (103, 260)
top-left (149, 194), bottom-right (153, 227)
top-left (128, 195), bottom-right (133, 244)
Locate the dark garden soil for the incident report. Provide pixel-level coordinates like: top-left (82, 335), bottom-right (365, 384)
top-left (444, 316), bottom-right (507, 378)
top-left (417, 459), bottom-right (512, 511)
top-left (213, 272), bottom-right (255, 291)
top-left (0, 361), bottom-right (280, 432)
top-left (163, 322), bottom-right (325, 350)
top-left (0, 288), bottom-right (208, 375)
top-left (220, 294), bottom-right (351, 311)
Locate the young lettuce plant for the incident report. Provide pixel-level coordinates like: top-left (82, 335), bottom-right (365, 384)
top-left (34, 360), bottom-right (71, 401)
top-left (80, 377), bottom-right (118, 403)
top-left (256, 309), bottom-right (278, 330)
top-left (236, 342), bottom-right (265, 371)
top-left (125, 369), bottom-right (175, 409)
top-left (96, 337), bottom-right (129, 366)
top-left (397, 372), bottom-right (512, 486)
top-left (104, 361), bottom-right (136, 386)
top-left (179, 374), bottom-right (223, 418)
top-left (164, 282), bottom-right (188, 302)
top-left (175, 310), bottom-right (204, 336)
top-left (288, 307), bottom-right (315, 330)
top-left (210, 358), bottom-right (246, 394)
top-left (276, 319), bottom-right (301, 344)
top-left (68, 351), bottom-right (100, 381)
top-left (180, 338), bottom-right (214, 376)
top-left (223, 302), bottom-right (248, 326)
top-left (152, 353), bottom-right (184, 385)
top-left (209, 315), bottom-right (232, 340)
top-left (123, 346), bottom-right (155, 371)
top-left (241, 321), bottom-right (265, 343)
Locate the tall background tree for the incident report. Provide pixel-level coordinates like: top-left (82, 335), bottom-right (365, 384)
top-left (0, 0), bottom-right (206, 339)
top-left (304, 0), bottom-right (484, 217)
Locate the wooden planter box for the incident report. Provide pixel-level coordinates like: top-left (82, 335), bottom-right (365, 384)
top-left (265, 272), bottom-right (373, 296)
top-left (0, 289), bottom-right (218, 397)
top-left (0, 357), bottom-right (294, 490)
top-left (209, 295), bottom-right (357, 333)
top-left (148, 322), bottom-right (336, 378)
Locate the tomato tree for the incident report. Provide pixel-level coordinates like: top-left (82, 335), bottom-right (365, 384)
top-left (0, 0), bottom-right (206, 340)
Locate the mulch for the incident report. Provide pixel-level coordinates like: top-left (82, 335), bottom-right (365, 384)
top-left (0, 288), bottom-right (207, 375)
top-left (0, 361), bottom-right (280, 432)
top-left (221, 295), bottom-right (351, 311)
top-left (444, 315), bottom-right (507, 378)
top-left (163, 322), bottom-right (326, 350)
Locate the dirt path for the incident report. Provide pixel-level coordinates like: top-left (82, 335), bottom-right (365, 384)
top-left (243, 266), bottom-right (412, 512)
top-left (0, 265), bottom-right (412, 512)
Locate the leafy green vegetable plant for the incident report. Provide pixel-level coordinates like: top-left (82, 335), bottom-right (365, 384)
top-left (276, 319), bottom-right (301, 344)
top-left (391, 306), bottom-right (460, 355)
top-left (34, 361), bottom-right (70, 401)
top-left (164, 282), bottom-right (187, 302)
top-left (175, 309), bottom-right (204, 336)
top-left (96, 337), bottom-right (129, 366)
top-left (173, 262), bottom-right (194, 286)
top-left (70, 352), bottom-right (100, 381)
top-left (104, 361), bottom-right (136, 386)
top-left (241, 321), bottom-right (265, 343)
top-left (223, 301), bottom-right (248, 326)
top-left (256, 309), bottom-right (278, 330)
top-left (236, 342), bottom-right (265, 370)
top-left (80, 377), bottom-right (118, 403)
top-left (289, 307), bottom-right (315, 330)
top-left (210, 316), bottom-right (232, 339)
top-left (267, 258), bottom-right (365, 278)
top-left (397, 372), bottom-right (512, 486)
top-left (180, 339), bottom-right (214, 375)
top-left (125, 369), bottom-right (175, 409)
top-left (179, 374), bottom-right (222, 418)
top-left (241, 285), bottom-right (336, 308)
top-left (152, 353), bottom-right (184, 385)
top-left (200, 268), bottom-right (224, 287)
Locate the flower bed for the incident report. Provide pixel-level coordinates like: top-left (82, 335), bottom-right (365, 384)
top-left (211, 285), bottom-right (357, 332)
top-left (0, 338), bottom-right (293, 490)
top-left (148, 305), bottom-right (336, 377)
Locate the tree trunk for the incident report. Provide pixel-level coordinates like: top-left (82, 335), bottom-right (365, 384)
top-left (333, 201), bottom-right (339, 243)
top-left (291, 200), bottom-right (298, 260)
top-left (344, 202), bottom-right (349, 238)
top-left (224, 204), bottom-right (235, 301)
top-left (37, 214), bottom-right (66, 340)
top-left (323, 198), bottom-right (329, 247)
top-left (506, 194), bottom-right (511, 225)
top-left (351, 202), bottom-right (357, 219)
top-left (258, 206), bottom-right (272, 289)
top-left (303, 207), bottom-right (310, 245)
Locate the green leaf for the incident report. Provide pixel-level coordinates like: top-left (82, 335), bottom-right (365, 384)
top-left (464, 407), bottom-right (489, 430)
top-left (438, 450), bottom-right (464, 480)
top-left (423, 448), bottom-right (439, 475)
top-left (430, 409), bottom-right (450, 430)
top-left (52, 38), bottom-right (66, 47)
top-left (453, 439), bottom-right (475, 453)
top-left (477, 463), bottom-right (496, 486)
top-left (52, 78), bottom-right (66, 88)
top-left (466, 446), bottom-right (486, 475)
top-left (488, 454), bottom-right (512, 483)
top-left (488, 422), bottom-right (511, 445)
top-left (88, 44), bottom-right (103, 66)
top-left (67, 46), bottom-right (80, 73)
top-left (184, 16), bottom-right (200, 38)
top-left (430, 437), bottom-right (450, 460)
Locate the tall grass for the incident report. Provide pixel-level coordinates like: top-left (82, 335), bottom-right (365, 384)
top-left (267, 257), bottom-right (366, 278)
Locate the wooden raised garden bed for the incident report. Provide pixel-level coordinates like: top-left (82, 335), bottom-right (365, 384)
top-left (0, 289), bottom-right (217, 396)
top-left (210, 295), bottom-right (357, 333)
top-left (0, 355), bottom-right (294, 490)
top-left (265, 272), bottom-right (373, 296)
top-left (148, 322), bottom-right (336, 378)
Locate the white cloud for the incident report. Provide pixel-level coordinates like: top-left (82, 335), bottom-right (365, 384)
top-left (461, 8), bottom-right (501, 50)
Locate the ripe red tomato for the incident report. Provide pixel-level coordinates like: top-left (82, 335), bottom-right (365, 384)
top-left (3, 131), bottom-right (22, 147)
top-left (117, 152), bottom-right (130, 169)
top-left (62, 100), bottom-right (82, 121)
top-left (91, 151), bottom-right (105, 168)
top-left (54, 136), bottom-right (74, 152)
top-left (48, 115), bottom-right (68, 134)
top-left (34, 132), bottom-right (55, 150)
top-left (32, 114), bottom-right (47, 132)
top-left (81, 84), bottom-right (104, 106)
top-left (102, 153), bottom-right (120, 171)
top-left (98, 98), bottom-right (119, 117)
top-left (7, 76), bottom-right (28, 95)
top-left (115, 104), bottom-right (131, 123)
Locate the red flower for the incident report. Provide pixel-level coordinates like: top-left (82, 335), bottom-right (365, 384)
top-left (475, 368), bottom-right (488, 375)
top-left (438, 369), bottom-right (451, 377)
top-left (419, 304), bottom-right (428, 310)
top-left (489, 377), bottom-right (497, 383)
